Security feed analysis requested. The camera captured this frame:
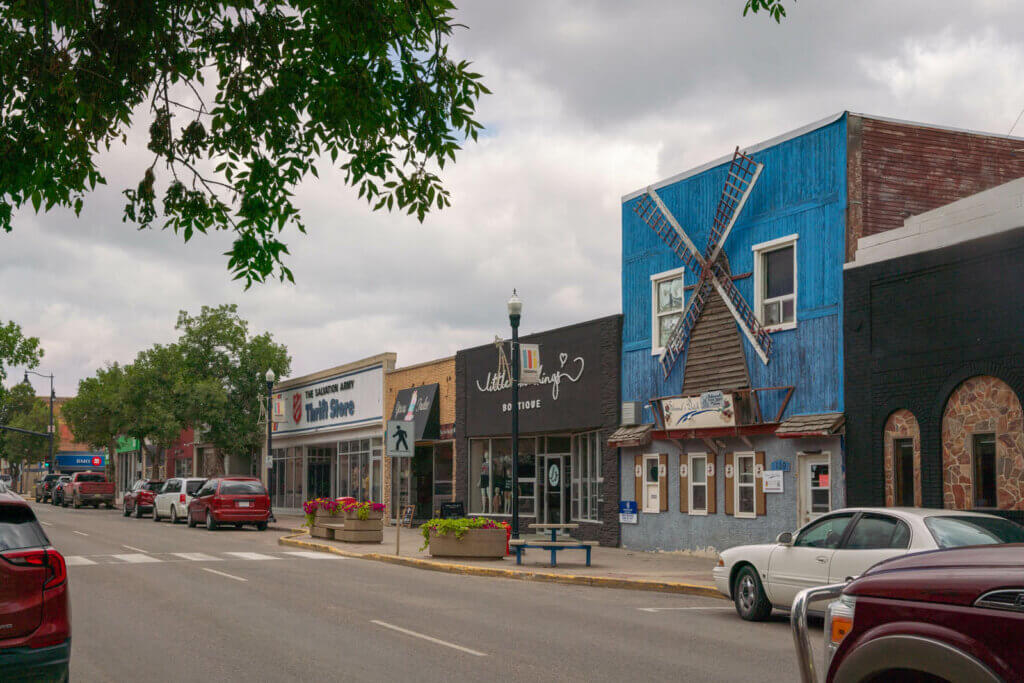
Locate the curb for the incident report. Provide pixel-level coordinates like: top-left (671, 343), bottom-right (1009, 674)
top-left (278, 533), bottom-right (724, 599)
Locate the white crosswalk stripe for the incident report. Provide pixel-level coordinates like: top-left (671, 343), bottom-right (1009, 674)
top-left (65, 556), bottom-right (97, 566)
top-left (222, 552), bottom-right (280, 561)
top-left (281, 551), bottom-right (344, 560)
top-left (171, 552), bottom-right (222, 562)
top-left (111, 553), bottom-right (161, 564)
top-left (62, 550), bottom-right (327, 566)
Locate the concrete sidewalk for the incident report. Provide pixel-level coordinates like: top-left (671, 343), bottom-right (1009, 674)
top-left (277, 522), bottom-right (722, 597)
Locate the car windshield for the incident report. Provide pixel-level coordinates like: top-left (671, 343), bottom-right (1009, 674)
top-left (77, 474), bottom-right (105, 482)
top-left (0, 504), bottom-right (48, 552)
top-left (186, 481), bottom-right (204, 495)
top-left (43, 475), bottom-right (60, 482)
top-left (220, 481), bottom-right (266, 495)
top-left (925, 515), bottom-right (1024, 548)
top-left (145, 482), bottom-right (165, 492)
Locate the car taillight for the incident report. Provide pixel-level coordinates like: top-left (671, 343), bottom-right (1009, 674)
top-left (2, 548), bottom-right (67, 590)
top-left (180, 494), bottom-right (186, 503)
top-left (824, 595), bottom-right (855, 667)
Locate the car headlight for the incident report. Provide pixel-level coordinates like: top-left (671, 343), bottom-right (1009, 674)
top-left (824, 594), bottom-right (855, 668)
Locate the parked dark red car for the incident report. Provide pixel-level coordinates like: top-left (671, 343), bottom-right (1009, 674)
top-left (793, 543), bottom-right (1024, 683)
top-left (122, 479), bottom-right (164, 518)
top-left (0, 483), bottom-right (70, 681)
top-left (186, 477), bottom-right (270, 531)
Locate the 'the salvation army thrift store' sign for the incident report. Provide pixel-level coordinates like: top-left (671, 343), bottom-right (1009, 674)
top-left (272, 365), bottom-right (383, 435)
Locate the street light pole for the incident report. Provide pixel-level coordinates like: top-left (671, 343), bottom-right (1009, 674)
top-left (24, 370), bottom-right (55, 473)
top-left (507, 291), bottom-right (523, 540)
top-left (265, 369), bottom-right (275, 490)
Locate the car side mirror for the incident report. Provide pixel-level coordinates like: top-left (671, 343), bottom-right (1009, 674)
top-left (776, 532), bottom-right (794, 546)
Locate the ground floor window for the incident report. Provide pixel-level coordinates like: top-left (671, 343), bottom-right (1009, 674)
top-left (470, 436), bottom-right (566, 518)
top-left (972, 433), bottom-right (997, 508)
top-left (268, 447), bottom-right (303, 509)
top-left (735, 453), bottom-right (756, 517)
top-left (894, 438), bottom-right (914, 506)
top-left (174, 458), bottom-right (191, 478)
top-left (689, 453), bottom-right (708, 514)
top-left (571, 431), bottom-right (603, 522)
top-left (337, 437), bottom-right (383, 502)
top-left (307, 446), bottom-right (333, 499)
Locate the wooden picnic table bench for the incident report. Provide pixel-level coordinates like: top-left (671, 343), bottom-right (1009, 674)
top-left (510, 523), bottom-right (595, 566)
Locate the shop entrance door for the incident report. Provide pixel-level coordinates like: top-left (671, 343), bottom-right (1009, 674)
top-left (798, 454), bottom-right (831, 527)
top-left (540, 454), bottom-right (570, 525)
top-left (412, 445), bottom-right (433, 521)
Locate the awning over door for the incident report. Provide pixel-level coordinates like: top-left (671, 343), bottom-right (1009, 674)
top-left (388, 383), bottom-right (440, 441)
top-left (776, 412), bottom-right (845, 438)
top-left (608, 424), bottom-right (653, 448)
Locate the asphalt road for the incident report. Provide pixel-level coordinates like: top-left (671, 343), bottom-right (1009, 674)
top-left (28, 500), bottom-right (819, 682)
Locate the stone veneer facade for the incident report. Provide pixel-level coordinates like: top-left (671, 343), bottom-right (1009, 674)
top-left (941, 376), bottom-right (1024, 510)
top-left (883, 409), bottom-right (921, 507)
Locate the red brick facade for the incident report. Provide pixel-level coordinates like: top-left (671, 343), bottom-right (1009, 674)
top-left (941, 376), bottom-right (1024, 510)
top-left (846, 115), bottom-right (1024, 260)
top-left (883, 409), bottom-right (921, 507)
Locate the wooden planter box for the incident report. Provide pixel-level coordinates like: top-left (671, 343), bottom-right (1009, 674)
top-left (315, 511), bottom-right (343, 526)
top-left (336, 510), bottom-right (383, 543)
top-left (428, 527), bottom-right (506, 559)
top-left (310, 525), bottom-right (334, 540)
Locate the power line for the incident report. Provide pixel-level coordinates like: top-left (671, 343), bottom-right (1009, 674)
top-left (1009, 105), bottom-right (1024, 136)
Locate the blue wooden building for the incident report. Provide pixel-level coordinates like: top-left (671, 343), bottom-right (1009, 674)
top-left (610, 113), bottom-right (850, 554)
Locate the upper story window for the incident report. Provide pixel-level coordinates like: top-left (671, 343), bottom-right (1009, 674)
top-left (650, 267), bottom-right (684, 354)
top-left (753, 235), bottom-right (797, 331)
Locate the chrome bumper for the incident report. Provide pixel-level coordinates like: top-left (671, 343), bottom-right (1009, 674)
top-left (791, 583), bottom-right (845, 683)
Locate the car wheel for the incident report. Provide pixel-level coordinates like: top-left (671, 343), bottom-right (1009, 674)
top-left (35, 493), bottom-right (41, 503)
top-left (170, 506), bottom-right (179, 525)
top-left (73, 495), bottom-right (81, 509)
top-left (153, 506), bottom-right (161, 522)
top-left (187, 510), bottom-right (197, 528)
top-left (123, 502), bottom-right (131, 517)
top-left (234, 523), bottom-right (243, 529)
top-left (733, 566), bottom-right (772, 622)
top-left (206, 511), bottom-right (217, 531)
top-left (62, 496), bottom-right (68, 508)
top-left (133, 502), bottom-right (143, 518)
top-left (256, 521), bottom-right (268, 531)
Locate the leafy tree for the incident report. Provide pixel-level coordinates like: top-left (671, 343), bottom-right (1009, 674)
top-left (0, 1), bottom-right (489, 286)
top-left (2, 389), bottom-right (61, 483)
top-left (743, 0), bottom-right (792, 22)
top-left (0, 320), bottom-right (43, 383)
top-left (175, 304), bottom-right (289, 473)
top-left (120, 344), bottom-right (190, 476)
top-left (61, 363), bottom-right (128, 472)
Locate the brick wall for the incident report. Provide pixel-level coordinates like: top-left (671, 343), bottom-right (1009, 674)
top-left (846, 115), bottom-right (1024, 260)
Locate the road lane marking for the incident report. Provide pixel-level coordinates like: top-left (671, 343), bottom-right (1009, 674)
top-left (223, 552), bottom-right (279, 561)
top-left (637, 607), bottom-right (734, 612)
top-left (371, 620), bottom-right (487, 657)
top-left (201, 567), bottom-right (247, 582)
top-left (111, 553), bottom-right (161, 564)
top-left (40, 521), bottom-right (53, 527)
top-left (72, 531), bottom-right (89, 536)
top-left (65, 556), bottom-right (97, 566)
top-left (282, 551), bottom-right (345, 560)
top-left (172, 553), bottom-right (222, 562)
top-left (122, 545), bottom-right (148, 553)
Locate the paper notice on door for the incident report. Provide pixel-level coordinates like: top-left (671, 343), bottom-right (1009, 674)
top-left (819, 473), bottom-right (829, 487)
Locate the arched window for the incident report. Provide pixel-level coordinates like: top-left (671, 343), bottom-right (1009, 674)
top-left (883, 410), bottom-right (921, 507)
top-left (941, 376), bottom-right (1024, 510)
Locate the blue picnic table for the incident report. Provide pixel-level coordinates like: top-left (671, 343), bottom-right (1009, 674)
top-left (508, 523), bottom-right (596, 567)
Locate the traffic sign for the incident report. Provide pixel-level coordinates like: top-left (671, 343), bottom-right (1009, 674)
top-left (386, 420), bottom-right (413, 458)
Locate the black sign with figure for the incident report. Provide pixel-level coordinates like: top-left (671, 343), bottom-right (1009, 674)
top-left (400, 505), bottom-right (415, 527)
top-left (439, 501), bottom-right (465, 519)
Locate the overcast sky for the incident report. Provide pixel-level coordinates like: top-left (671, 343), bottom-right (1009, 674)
top-left (4, 1), bottom-right (1024, 395)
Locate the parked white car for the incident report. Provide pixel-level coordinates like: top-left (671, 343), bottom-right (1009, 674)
top-left (713, 507), bottom-right (1024, 620)
top-left (153, 477), bottom-right (207, 524)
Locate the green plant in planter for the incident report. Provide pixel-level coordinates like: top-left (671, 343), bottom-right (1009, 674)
top-left (343, 501), bottom-right (386, 520)
top-left (419, 517), bottom-right (508, 551)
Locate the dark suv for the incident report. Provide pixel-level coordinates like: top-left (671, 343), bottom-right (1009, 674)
top-left (0, 483), bottom-right (70, 681)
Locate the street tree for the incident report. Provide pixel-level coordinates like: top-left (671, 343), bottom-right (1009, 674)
top-left (120, 344), bottom-right (190, 476)
top-left (0, 1), bottom-right (489, 286)
top-left (2, 389), bottom-right (61, 483)
top-left (175, 305), bottom-right (289, 474)
top-left (61, 363), bottom-right (128, 476)
top-left (0, 320), bottom-right (43, 383)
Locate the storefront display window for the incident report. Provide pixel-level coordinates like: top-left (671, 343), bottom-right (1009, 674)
top-left (517, 438), bottom-right (536, 516)
top-left (571, 432), bottom-right (603, 522)
top-left (336, 437), bottom-right (383, 502)
top-left (433, 443), bottom-right (454, 501)
top-left (268, 447), bottom-right (303, 510)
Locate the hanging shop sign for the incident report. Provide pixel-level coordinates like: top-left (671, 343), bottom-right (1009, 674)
top-left (660, 392), bottom-right (737, 430)
top-left (272, 365), bottom-right (383, 436)
top-left (619, 500), bottom-right (639, 524)
top-left (460, 317), bottom-right (616, 437)
top-left (388, 384), bottom-right (440, 441)
top-left (115, 436), bottom-right (140, 453)
top-left (519, 343), bottom-right (541, 385)
top-left (762, 470), bottom-right (784, 493)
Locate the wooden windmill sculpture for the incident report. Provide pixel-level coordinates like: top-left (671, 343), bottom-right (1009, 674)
top-left (634, 149), bottom-right (772, 390)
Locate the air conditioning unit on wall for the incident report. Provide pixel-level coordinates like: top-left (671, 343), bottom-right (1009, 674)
top-left (621, 401), bottom-right (642, 426)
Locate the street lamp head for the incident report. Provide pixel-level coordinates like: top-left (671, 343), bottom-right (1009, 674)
top-left (23, 371), bottom-right (29, 385)
top-left (507, 289), bottom-right (523, 325)
top-left (265, 368), bottom-right (275, 384)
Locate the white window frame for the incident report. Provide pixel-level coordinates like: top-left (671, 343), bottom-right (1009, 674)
top-left (642, 453), bottom-right (661, 514)
top-left (752, 234), bottom-right (798, 332)
top-left (734, 451), bottom-right (757, 519)
top-left (650, 267), bottom-right (685, 355)
top-left (571, 431), bottom-right (604, 523)
top-left (688, 452), bottom-right (708, 515)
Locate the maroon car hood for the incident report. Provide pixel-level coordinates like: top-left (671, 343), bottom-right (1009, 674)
top-left (846, 544), bottom-right (1024, 607)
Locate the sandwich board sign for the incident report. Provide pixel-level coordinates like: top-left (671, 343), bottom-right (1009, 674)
top-left (387, 420), bottom-right (413, 458)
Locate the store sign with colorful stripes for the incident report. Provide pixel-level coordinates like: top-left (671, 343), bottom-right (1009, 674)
top-left (519, 343), bottom-right (541, 384)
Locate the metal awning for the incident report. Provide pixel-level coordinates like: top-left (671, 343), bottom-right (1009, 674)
top-left (388, 384), bottom-right (440, 441)
top-left (608, 424), bottom-right (653, 448)
top-left (776, 412), bottom-right (845, 438)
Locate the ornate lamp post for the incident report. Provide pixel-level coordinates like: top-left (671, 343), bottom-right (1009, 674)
top-left (265, 368), bottom-right (275, 488)
top-left (24, 370), bottom-right (55, 472)
top-left (507, 291), bottom-right (522, 539)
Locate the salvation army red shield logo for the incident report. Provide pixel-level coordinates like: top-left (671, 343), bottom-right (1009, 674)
top-left (292, 393), bottom-right (302, 423)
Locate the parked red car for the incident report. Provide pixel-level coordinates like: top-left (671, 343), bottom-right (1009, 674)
top-left (186, 477), bottom-right (270, 531)
top-left (122, 479), bottom-right (164, 518)
top-left (793, 543), bottom-right (1024, 683)
top-left (0, 483), bottom-right (70, 681)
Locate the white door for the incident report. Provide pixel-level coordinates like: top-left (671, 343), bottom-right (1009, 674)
top-left (767, 512), bottom-right (855, 607)
top-left (798, 455), bottom-right (831, 527)
top-left (156, 480), bottom-right (175, 516)
top-left (828, 513), bottom-right (912, 584)
top-left (643, 455), bottom-right (661, 513)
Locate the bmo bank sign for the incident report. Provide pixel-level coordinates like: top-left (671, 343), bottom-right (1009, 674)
top-left (272, 365), bottom-right (383, 435)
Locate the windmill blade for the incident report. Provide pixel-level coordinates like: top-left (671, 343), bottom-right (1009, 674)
top-left (659, 278), bottom-right (712, 378)
top-left (709, 263), bottom-right (772, 365)
top-left (633, 187), bottom-right (705, 272)
top-left (704, 148), bottom-right (763, 265)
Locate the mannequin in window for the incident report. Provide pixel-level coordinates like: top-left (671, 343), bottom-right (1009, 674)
top-left (502, 465), bottom-right (513, 514)
top-left (491, 464), bottom-right (505, 514)
top-left (478, 462), bottom-right (489, 513)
